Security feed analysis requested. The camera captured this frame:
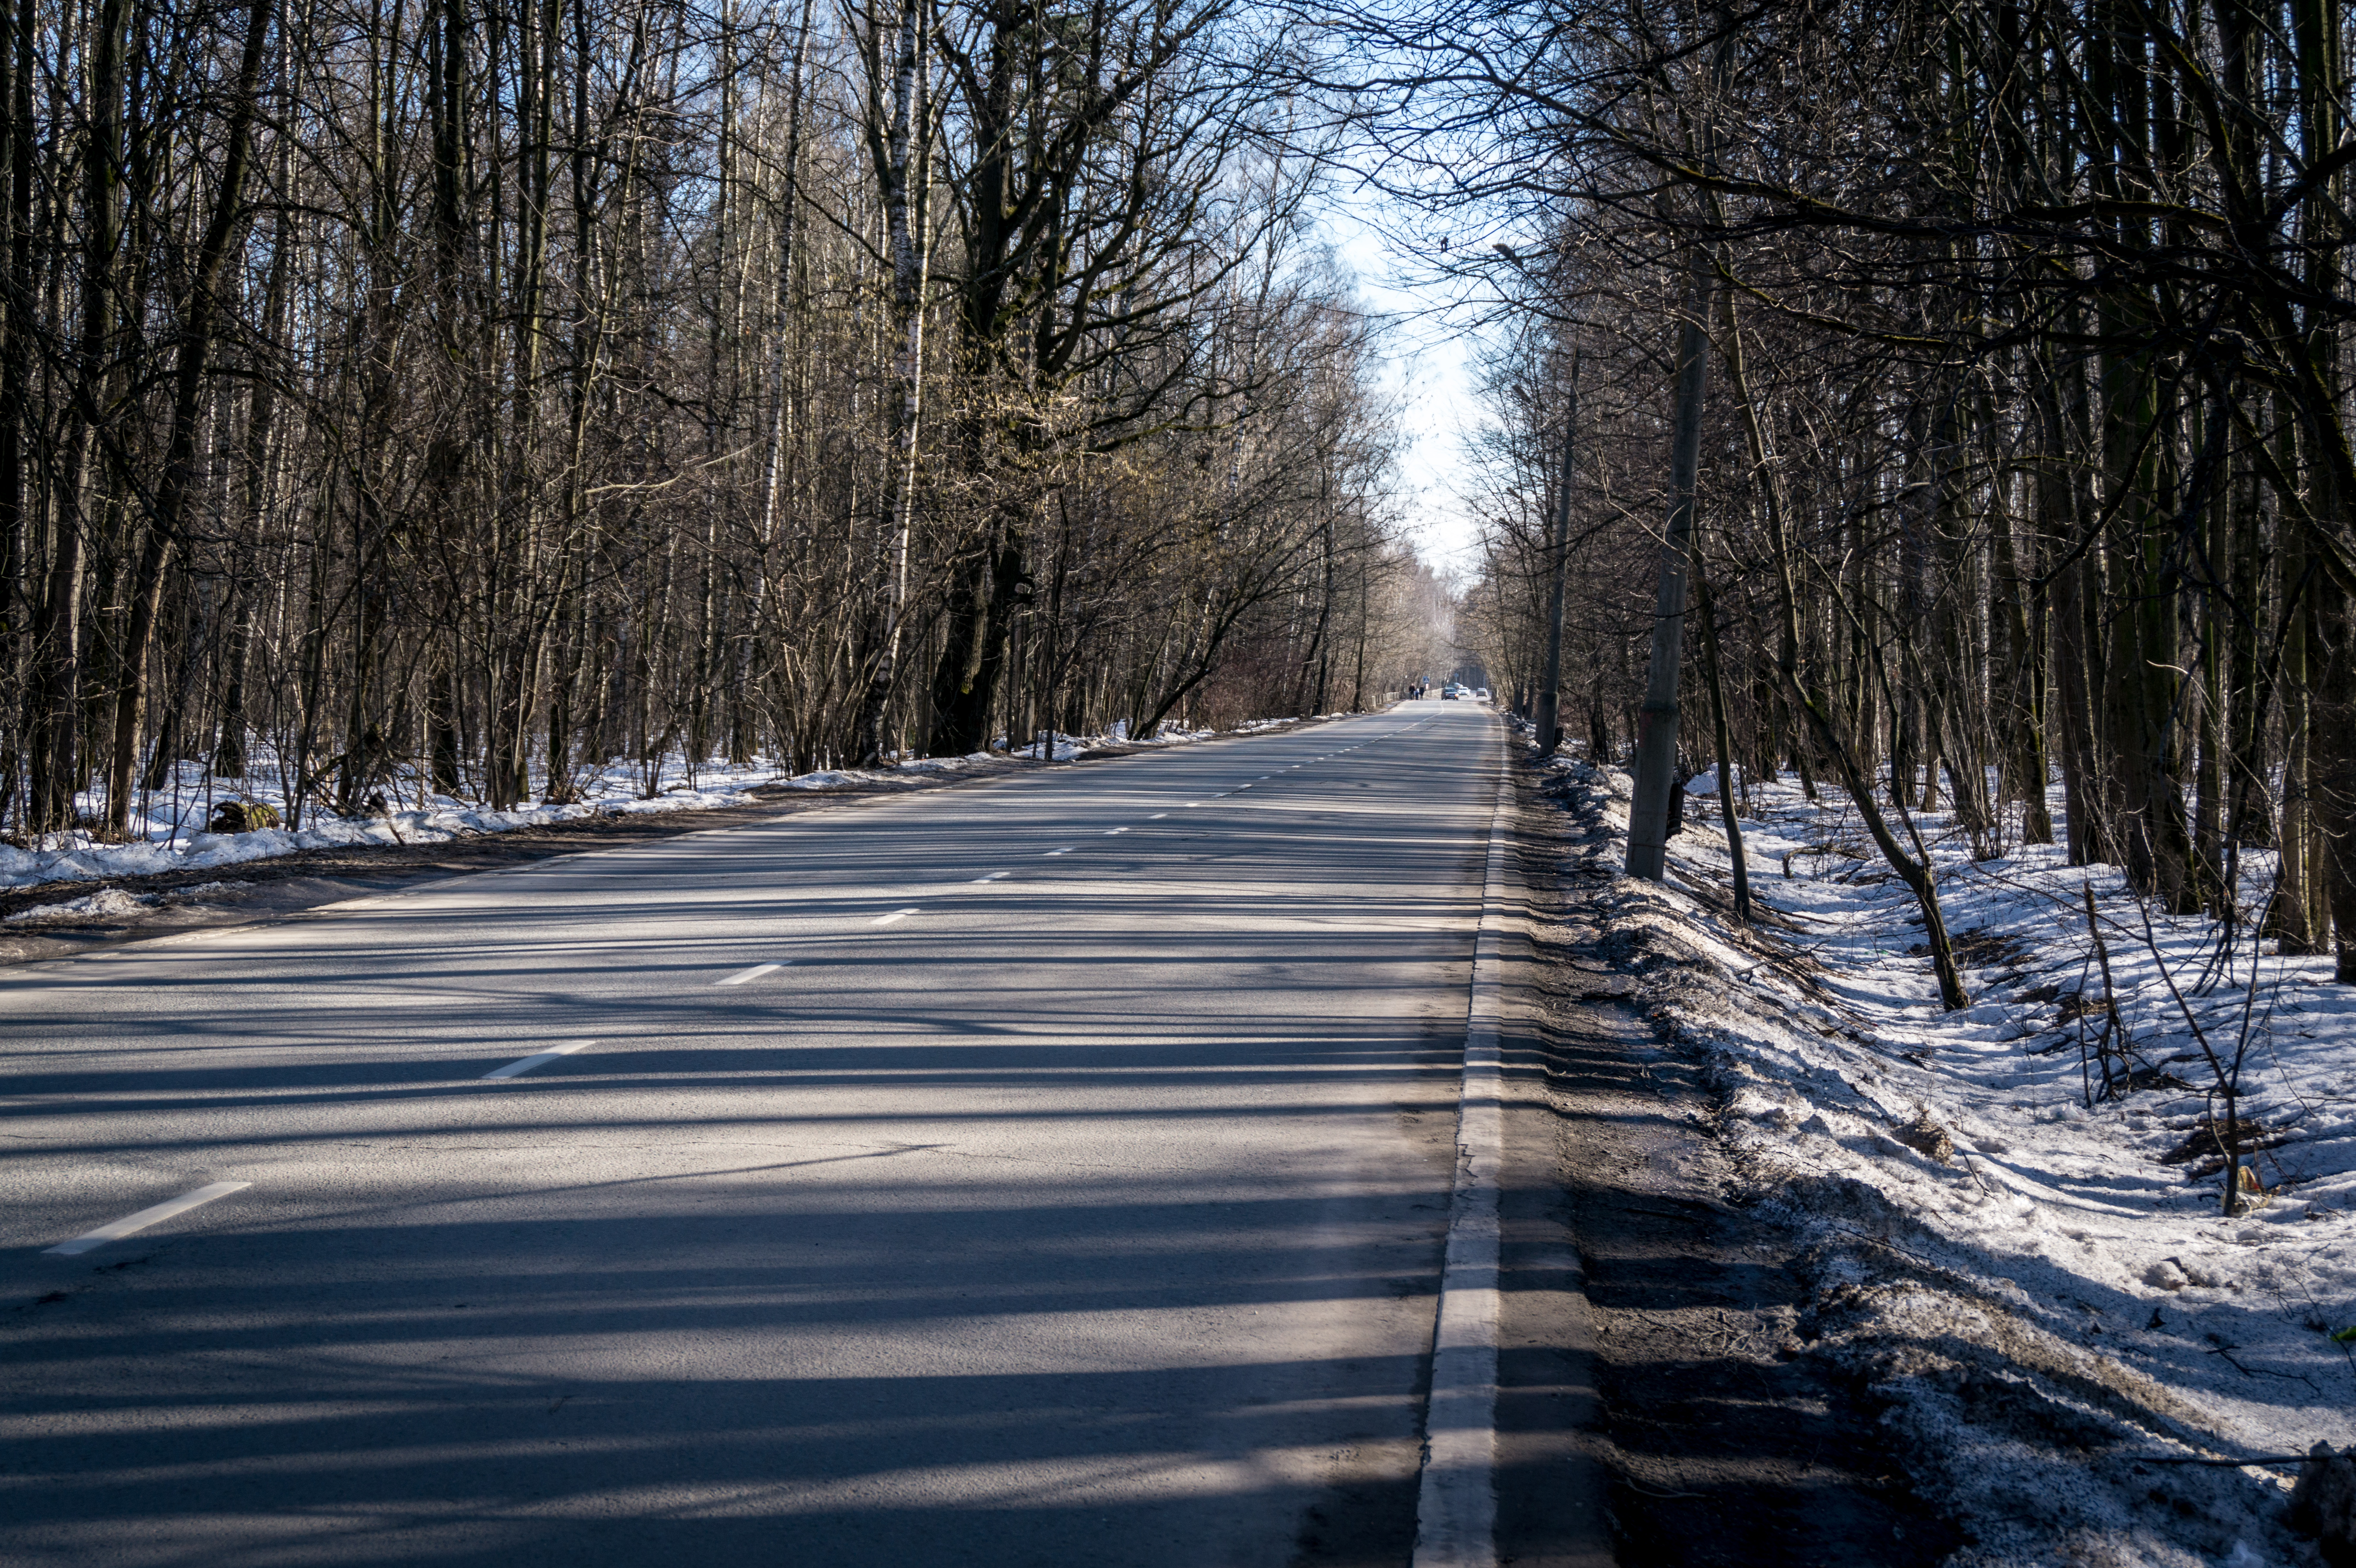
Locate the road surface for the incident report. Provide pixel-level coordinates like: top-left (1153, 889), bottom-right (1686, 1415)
top-left (3, 703), bottom-right (1506, 1566)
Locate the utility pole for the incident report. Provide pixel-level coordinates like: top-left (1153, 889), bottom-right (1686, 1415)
top-left (1530, 351), bottom-right (1580, 757)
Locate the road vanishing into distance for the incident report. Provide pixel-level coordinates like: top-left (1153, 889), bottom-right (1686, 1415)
top-left (3, 703), bottom-right (1508, 1566)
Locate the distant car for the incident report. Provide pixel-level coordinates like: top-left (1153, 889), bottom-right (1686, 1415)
top-left (1441, 686), bottom-right (1460, 700)
top-left (1474, 687), bottom-right (1490, 700)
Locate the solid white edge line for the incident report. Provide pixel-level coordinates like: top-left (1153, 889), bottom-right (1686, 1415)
top-left (45, 1181), bottom-right (253, 1256)
top-left (716, 961), bottom-right (785, 986)
top-left (481, 1040), bottom-right (595, 1080)
top-left (1411, 738), bottom-right (1510, 1568)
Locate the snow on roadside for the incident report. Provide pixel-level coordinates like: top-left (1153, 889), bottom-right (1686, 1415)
top-left (0, 713), bottom-right (1341, 897)
top-left (5, 887), bottom-right (157, 922)
top-left (1539, 756), bottom-right (2356, 1568)
top-left (1007, 716), bottom-right (1310, 761)
top-left (6, 881), bottom-right (253, 923)
top-left (0, 754), bottom-right (811, 896)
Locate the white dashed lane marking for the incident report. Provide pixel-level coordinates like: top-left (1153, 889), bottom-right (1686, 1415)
top-left (483, 1041), bottom-right (595, 1080)
top-left (871, 908), bottom-right (922, 926)
top-left (716, 962), bottom-right (785, 986)
top-left (44, 1182), bottom-right (252, 1257)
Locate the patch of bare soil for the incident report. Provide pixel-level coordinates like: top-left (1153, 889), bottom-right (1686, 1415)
top-left (1526, 771), bottom-right (1963, 1565)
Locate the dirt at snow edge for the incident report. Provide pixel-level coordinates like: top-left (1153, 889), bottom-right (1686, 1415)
top-left (1526, 756), bottom-right (2320, 1568)
top-left (1520, 756), bottom-right (1961, 1566)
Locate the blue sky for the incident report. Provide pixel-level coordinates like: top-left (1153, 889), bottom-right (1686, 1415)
top-left (1317, 192), bottom-right (1487, 578)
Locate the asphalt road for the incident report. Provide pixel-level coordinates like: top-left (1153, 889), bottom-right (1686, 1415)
top-left (2, 702), bottom-right (1504, 1567)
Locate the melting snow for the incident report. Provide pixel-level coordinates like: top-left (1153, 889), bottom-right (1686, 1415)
top-left (6, 887), bottom-right (157, 923)
top-left (1541, 755), bottom-right (2356, 1565)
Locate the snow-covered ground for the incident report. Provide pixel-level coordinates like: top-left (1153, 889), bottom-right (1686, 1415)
top-left (0, 715), bottom-right (1326, 895)
top-left (1540, 756), bottom-right (2356, 1567)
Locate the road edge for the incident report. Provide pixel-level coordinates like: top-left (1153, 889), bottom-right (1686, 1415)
top-left (4, 710), bottom-right (1383, 975)
top-left (1410, 725), bottom-right (1514, 1568)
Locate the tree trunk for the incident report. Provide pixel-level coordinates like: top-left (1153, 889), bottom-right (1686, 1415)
top-left (104, 0), bottom-right (273, 834)
top-left (1693, 553), bottom-right (1750, 921)
top-left (1628, 253), bottom-right (1711, 882)
top-left (1531, 352), bottom-right (1579, 757)
top-left (854, 0), bottom-right (929, 765)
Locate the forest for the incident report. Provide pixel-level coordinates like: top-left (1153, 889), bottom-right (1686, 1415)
top-left (13, 0), bottom-right (2354, 996)
top-left (1431, 0), bottom-right (2356, 990)
top-left (0, 0), bottom-right (1445, 841)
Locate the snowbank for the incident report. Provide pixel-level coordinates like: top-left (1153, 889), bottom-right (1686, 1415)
top-left (6, 881), bottom-right (252, 923)
top-left (1539, 756), bottom-right (2356, 1567)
